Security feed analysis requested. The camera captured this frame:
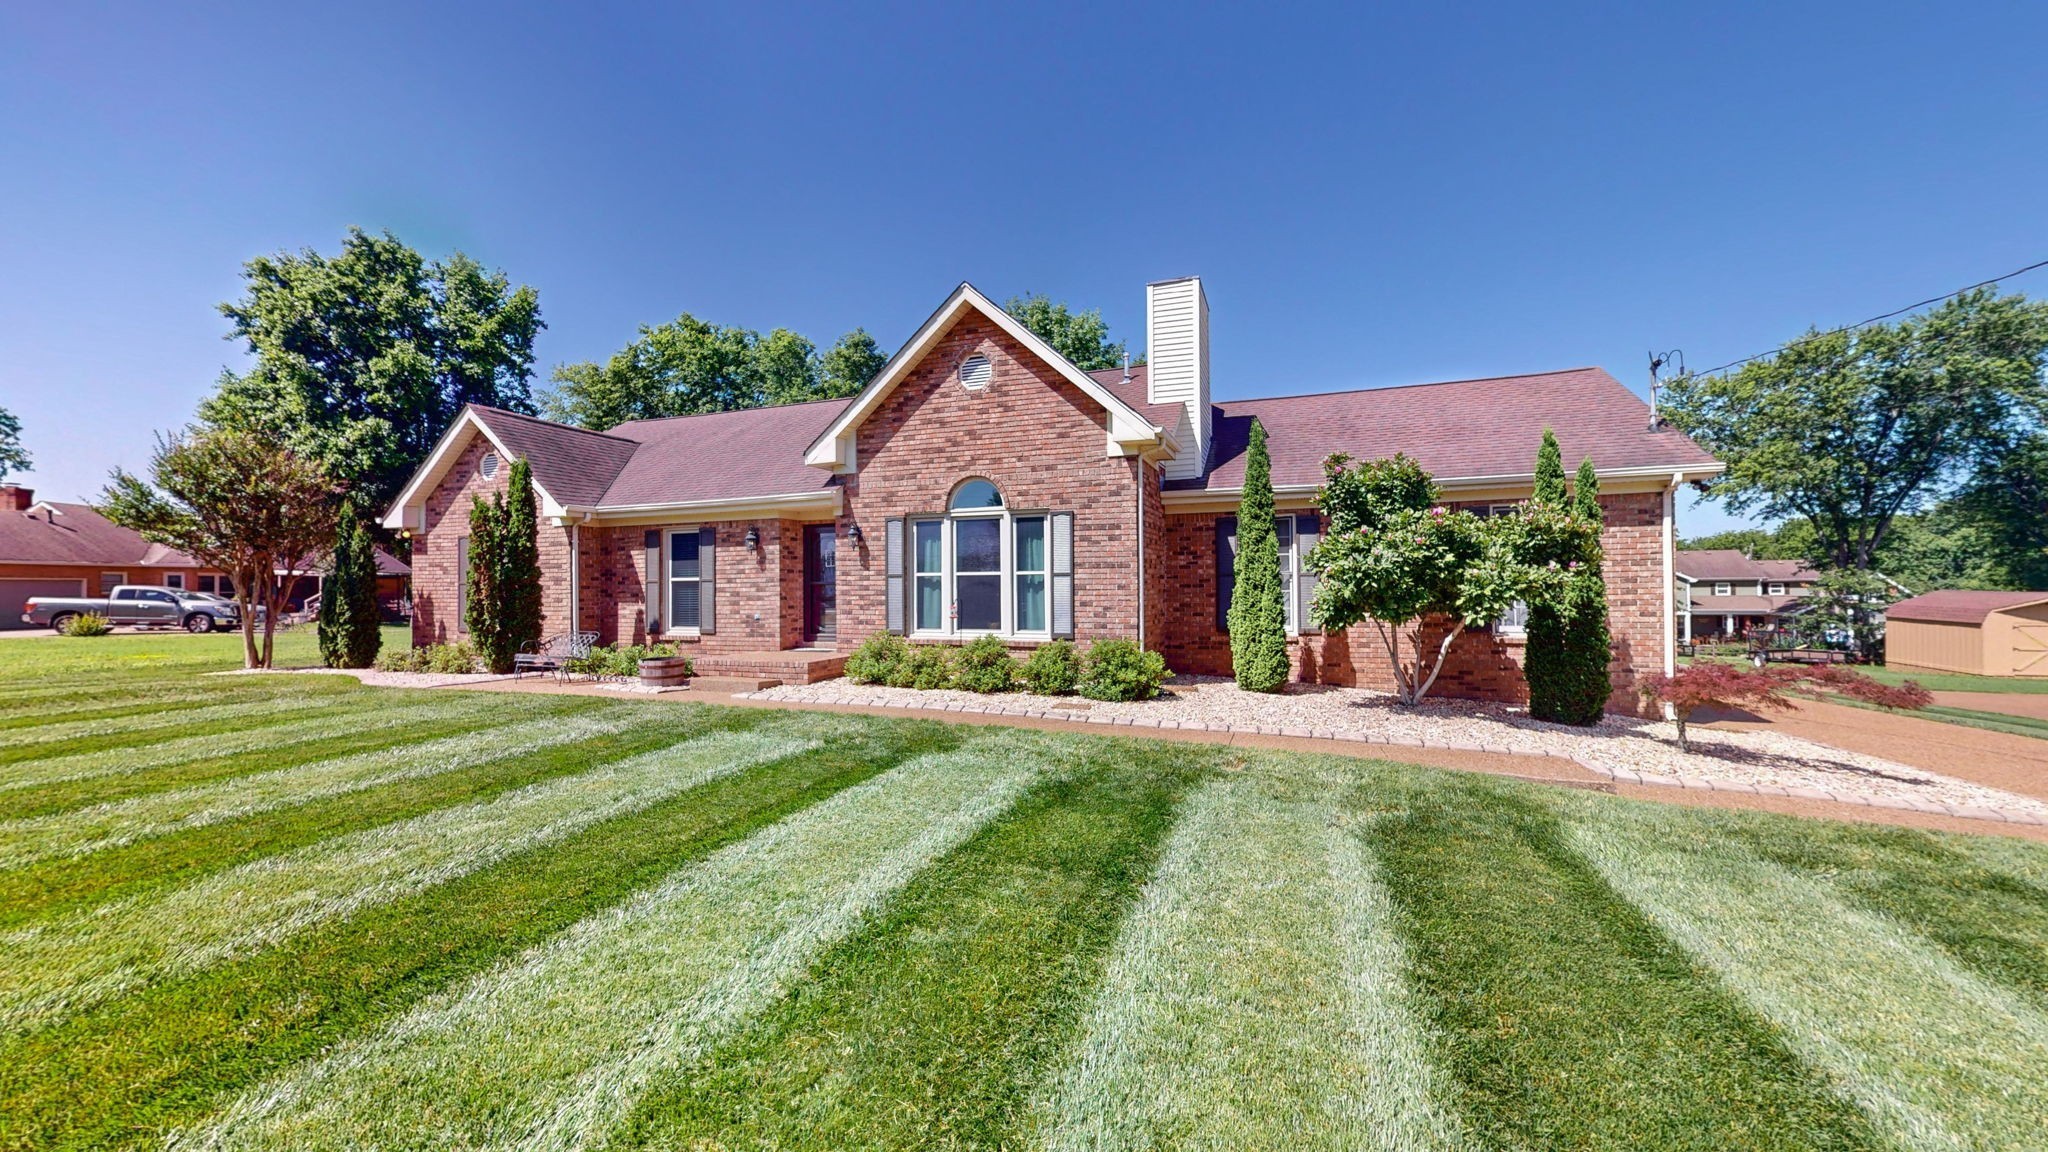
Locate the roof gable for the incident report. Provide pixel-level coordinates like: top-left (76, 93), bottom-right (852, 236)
top-left (803, 283), bottom-right (1169, 471)
top-left (382, 405), bottom-right (638, 529)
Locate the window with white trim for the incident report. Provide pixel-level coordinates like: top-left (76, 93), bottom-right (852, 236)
top-left (667, 529), bottom-right (702, 633)
top-left (1768, 582), bottom-right (1785, 596)
top-left (909, 480), bottom-right (1051, 638)
top-left (1714, 581), bottom-right (1731, 596)
top-left (164, 574), bottom-right (185, 590)
top-left (1472, 503), bottom-right (1527, 636)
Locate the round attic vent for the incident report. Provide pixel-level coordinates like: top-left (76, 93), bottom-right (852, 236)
top-left (958, 353), bottom-right (992, 390)
top-left (480, 452), bottom-right (500, 479)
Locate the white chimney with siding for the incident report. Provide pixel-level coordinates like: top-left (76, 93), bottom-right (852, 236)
top-left (1146, 277), bottom-right (1210, 481)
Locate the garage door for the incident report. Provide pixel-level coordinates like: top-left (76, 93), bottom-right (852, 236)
top-left (0, 578), bottom-right (86, 630)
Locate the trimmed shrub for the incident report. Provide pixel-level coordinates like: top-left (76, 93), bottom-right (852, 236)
top-left (1228, 418), bottom-right (1290, 693)
top-left (374, 642), bottom-right (480, 674)
top-left (62, 612), bottom-right (112, 637)
top-left (1079, 638), bottom-right (1171, 702)
top-left (1019, 639), bottom-right (1082, 695)
top-left (569, 643), bottom-right (682, 679)
top-left (894, 645), bottom-right (954, 690)
top-left (953, 635), bottom-right (1017, 693)
top-left (845, 631), bottom-right (910, 685)
top-left (318, 514), bottom-right (383, 669)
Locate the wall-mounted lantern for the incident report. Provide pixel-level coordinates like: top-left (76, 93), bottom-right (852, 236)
top-left (743, 525), bottom-right (761, 551)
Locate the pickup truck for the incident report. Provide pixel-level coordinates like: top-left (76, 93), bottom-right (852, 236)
top-left (21, 586), bottom-right (245, 634)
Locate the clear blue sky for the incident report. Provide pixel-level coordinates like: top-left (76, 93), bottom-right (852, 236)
top-left (5, 3), bottom-right (2047, 537)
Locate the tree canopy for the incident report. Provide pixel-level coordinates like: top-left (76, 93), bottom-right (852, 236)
top-left (1003, 294), bottom-right (1134, 372)
top-left (0, 404), bottom-right (27, 482)
top-left (540, 317), bottom-right (890, 430)
top-left (199, 228), bottom-right (543, 515)
top-left (1661, 289), bottom-right (2048, 570)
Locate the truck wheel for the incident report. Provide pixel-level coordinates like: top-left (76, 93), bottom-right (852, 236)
top-left (184, 613), bottom-right (215, 634)
top-left (49, 613), bottom-right (77, 634)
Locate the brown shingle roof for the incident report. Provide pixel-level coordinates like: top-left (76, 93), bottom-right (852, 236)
top-left (1135, 367), bottom-right (1715, 491)
top-left (1886, 589), bottom-right (2048, 624)
top-left (598, 398), bottom-right (851, 506)
top-left (1676, 549), bottom-right (1821, 583)
top-left (0, 502), bottom-right (202, 567)
top-left (468, 406), bottom-right (641, 508)
top-left (1685, 593), bottom-right (1806, 615)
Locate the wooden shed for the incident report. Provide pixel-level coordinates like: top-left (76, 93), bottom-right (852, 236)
top-left (1885, 590), bottom-right (2048, 677)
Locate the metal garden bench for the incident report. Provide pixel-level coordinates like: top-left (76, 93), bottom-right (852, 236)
top-left (514, 631), bottom-right (598, 680)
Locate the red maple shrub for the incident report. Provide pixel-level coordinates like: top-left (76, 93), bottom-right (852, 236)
top-left (1638, 662), bottom-right (1932, 753)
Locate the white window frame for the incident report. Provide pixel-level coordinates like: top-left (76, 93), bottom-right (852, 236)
top-left (1714, 581), bottom-right (1732, 597)
top-left (1475, 504), bottom-right (1526, 637)
top-left (908, 483), bottom-right (1052, 641)
top-left (99, 571), bottom-right (126, 595)
top-left (1277, 515), bottom-right (1299, 636)
top-left (663, 527), bottom-right (704, 637)
top-left (164, 573), bottom-right (185, 591)
top-left (1768, 582), bottom-right (1786, 596)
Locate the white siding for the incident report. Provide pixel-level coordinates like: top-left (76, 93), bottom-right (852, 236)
top-left (1147, 277), bottom-right (1210, 481)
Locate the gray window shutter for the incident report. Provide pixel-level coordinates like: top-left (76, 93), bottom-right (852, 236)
top-left (698, 526), bottom-right (717, 635)
top-left (1215, 516), bottom-right (1237, 632)
top-left (1295, 513), bottom-right (1321, 634)
top-left (885, 518), bottom-right (906, 635)
top-left (643, 531), bottom-right (662, 637)
top-left (1050, 511), bottom-right (1074, 640)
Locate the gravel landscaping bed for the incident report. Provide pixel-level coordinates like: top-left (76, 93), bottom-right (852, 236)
top-left (749, 675), bottom-right (2048, 821)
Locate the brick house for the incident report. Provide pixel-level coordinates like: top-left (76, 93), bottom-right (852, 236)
top-left (383, 278), bottom-right (1721, 706)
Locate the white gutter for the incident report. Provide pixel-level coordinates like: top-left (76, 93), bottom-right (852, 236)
top-left (1663, 471), bottom-right (1680, 680)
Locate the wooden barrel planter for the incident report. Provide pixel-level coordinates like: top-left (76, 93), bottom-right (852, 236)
top-left (638, 656), bottom-right (692, 688)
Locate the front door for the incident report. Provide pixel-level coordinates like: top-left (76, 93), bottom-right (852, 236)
top-left (804, 525), bottom-right (836, 646)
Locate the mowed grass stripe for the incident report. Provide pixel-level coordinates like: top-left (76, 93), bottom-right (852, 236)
top-left (0, 725), bottom-right (822, 1038)
top-left (0, 708), bottom-right (654, 867)
top-left (0, 718), bottom-right (959, 1152)
top-left (182, 731), bottom-right (1052, 1152)
top-left (0, 696), bottom-right (503, 813)
top-left (1033, 771), bottom-right (1464, 1152)
top-left (0, 685), bottom-right (336, 732)
top-left (0, 707), bottom-right (723, 930)
top-left (1369, 776), bottom-right (1883, 1151)
top-left (1571, 803), bottom-right (2048, 1151)
top-left (612, 737), bottom-right (1207, 1152)
top-left (0, 692), bottom-right (368, 760)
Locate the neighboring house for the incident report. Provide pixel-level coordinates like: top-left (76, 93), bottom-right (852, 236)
top-left (1885, 590), bottom-right (2048, 677)
top-left (383, 278), bottom-right (1722, 706)
top-left (275, 549), bottom-right (413, 619)
top-left (0, 485), bottom-right (229, 630)
top-left (1674, 549), bottom-right (1910, 643)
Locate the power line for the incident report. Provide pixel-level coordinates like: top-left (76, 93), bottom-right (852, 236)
top-left (1689, 256), bottom-right (2048, 378)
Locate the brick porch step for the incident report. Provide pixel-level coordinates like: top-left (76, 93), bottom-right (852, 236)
top-left (690, 675), bottom-right (786, 693)
top-left (692, 649), bottom-right (847, 686)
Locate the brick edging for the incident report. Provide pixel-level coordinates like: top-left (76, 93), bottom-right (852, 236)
top-left (734, 690), bottom-right (2048, 827)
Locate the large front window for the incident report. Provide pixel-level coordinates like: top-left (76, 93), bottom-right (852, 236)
top-left (911, 480), bottom-right (1050, 638)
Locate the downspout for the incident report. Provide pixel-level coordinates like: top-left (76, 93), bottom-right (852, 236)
top-left (1135, 455), bottom-right (1149, 648)
top-left (1663, 472), bottom-right (1680, 678)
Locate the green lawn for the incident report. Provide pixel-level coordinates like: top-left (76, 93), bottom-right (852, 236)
top-left (4, 634), bottom-right (2048, 1150)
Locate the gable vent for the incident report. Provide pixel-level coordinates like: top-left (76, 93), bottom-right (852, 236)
top-left (480, 451), bottom-right (500, 479)
top-left (958, 353), bottom-right (993, 390)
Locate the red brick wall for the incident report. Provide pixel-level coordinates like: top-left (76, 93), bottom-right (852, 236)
top-left (1152, 490), bottom-right (1669, 710)
top-left (0, 563), bottom-right (222, 590)
top-left (836, 311), bottom-right (1144, 649)
top-left (578, 518), bottom-right (810, 652)
top-left (411, 437), bottom-right (573, 647)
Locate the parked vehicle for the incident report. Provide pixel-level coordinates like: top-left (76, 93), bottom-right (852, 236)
top-left (21, 585), bottom-right (244, 634)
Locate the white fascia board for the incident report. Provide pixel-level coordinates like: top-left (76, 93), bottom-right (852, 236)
top-left (379, 407), bottom-right (567, 530)
top-left (803, 282), bottom-right (1166, 471)
top-left (558, 488), bottom-right (842, 527)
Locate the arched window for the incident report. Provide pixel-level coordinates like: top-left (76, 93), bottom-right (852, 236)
top-left (910, 479), bottom-right (1048, 636)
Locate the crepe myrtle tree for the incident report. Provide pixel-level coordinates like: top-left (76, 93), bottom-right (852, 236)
top-left (1307, 453), bottom-right (1585, 705)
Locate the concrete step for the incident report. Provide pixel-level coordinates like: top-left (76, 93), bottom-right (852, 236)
top-left (689, 675), bottom-right (784, 693)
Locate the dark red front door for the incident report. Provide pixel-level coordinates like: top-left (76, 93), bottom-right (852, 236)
top-left (804, 525), bottom-right (836, 646)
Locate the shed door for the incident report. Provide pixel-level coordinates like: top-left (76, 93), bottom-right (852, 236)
top-left (2012, 622), bottom-right (2048, 675)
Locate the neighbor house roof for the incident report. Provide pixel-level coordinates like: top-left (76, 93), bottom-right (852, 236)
top-left (1123, 367), bottom-right (1718, 492)
top-left (1886, 589), bottom-right (2048, 625)
top-left (1676, 549), bottom-right (1821, 583)
top-left (0, 501), bottom-right (204, 568)
top-left (1684, 592), bottom-right (1806, 616)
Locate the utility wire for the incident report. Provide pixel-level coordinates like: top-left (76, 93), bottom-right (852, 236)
top-left (1689, 256), bottom-right (2048, 378)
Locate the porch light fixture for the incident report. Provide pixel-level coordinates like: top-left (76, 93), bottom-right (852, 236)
top-left (743, 525), bottom-right (761, 551)
top-left (845, 522), bottom-right (863, 547)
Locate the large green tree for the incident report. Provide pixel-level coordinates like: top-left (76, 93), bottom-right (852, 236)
top-left (101, 429), bottom-right (340, 668)
top-left (1003, 294), bottom-right (1133, 371)
top-left (1228, 419), bottom-right (1290, 692)
top-left (0, 404), bottom-right (27, 481)
top-left (200, 228), bottom-right (543, 515)
top-left (1661, 289), bottom-right (2048, 570)
top-left (541, 316), bottom-right (890, 429)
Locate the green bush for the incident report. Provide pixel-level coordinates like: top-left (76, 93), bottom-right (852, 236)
top-left (1079, 638), bottom-right (1171, 701)
top-left (894, 645), bottom-right (954, 690)
top-left (953, 635), bottom-right (1017, 693)
top-left (845, 631), bottom-right (910, 685)
top-left (1228, 418), bottom-right (1291, 693)
top-left (374, 642), bottom-right (480, 674)
top-left (61, 612), bottom-right (112, 637)
top-left (568, 643), bottom-right (683, 679)
top-left (1019, 639), bottom-right (1082, 695)
top-left (318, 514), bottom-right (383, 669)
